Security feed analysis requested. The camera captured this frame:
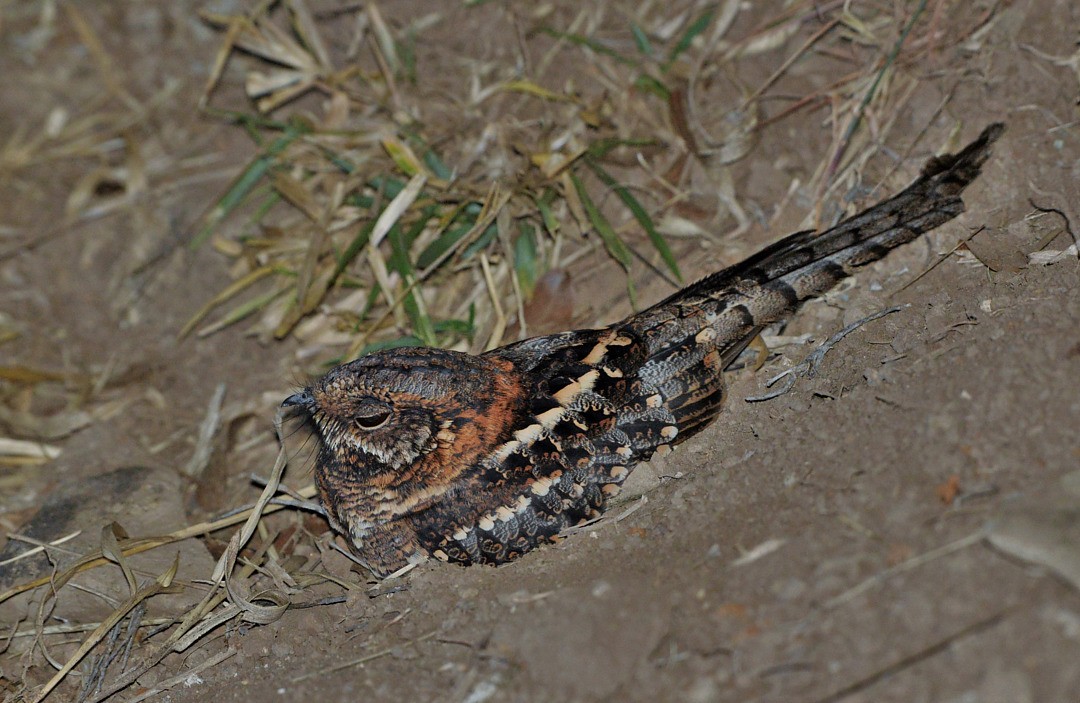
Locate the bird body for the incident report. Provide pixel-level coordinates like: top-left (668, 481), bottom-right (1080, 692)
top-left (285, 124), bottom-right (1004, 576)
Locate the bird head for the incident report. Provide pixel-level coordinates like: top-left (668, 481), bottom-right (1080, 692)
top-left (283, 347), bottom-right (524, 527)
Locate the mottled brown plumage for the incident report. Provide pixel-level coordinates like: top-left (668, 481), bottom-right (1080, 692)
top-left (284, 124), bottom-right (1003, 577)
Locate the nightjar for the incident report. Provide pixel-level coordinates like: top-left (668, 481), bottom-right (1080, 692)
top-left (284, 124), bottom-right (1003, 577)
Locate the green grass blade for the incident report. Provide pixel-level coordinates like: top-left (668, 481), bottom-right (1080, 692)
top-left (403, 204), bottom-right (439, 248)
top-left (537, 26), bottom-right (640, 68)
top-left (586, 158), bottom-right (682, 282)
top-left (569, 171), bottom-right (632, 272)
top-left (633, 74), bottom-right (670, 100)
top-left (666, 6), bottom-right (716, 67)
top-left (514, 221), bottom-right (540, 299)
top-left (630, 23), bottom-right (654, 57)
top-left (535, 189), bottom-right (560, 238)
top-left (416, 209), bottom-right (475, 269)
top-left (461, 221), bottom-right (499, 259)
top-left (433, 312), bottom-right (475, 342)
top-left (387, 223), bottom-right (436, 346)
top-left (191, 156), bottom-right (272, 249)
top-left (191, 121), bottom-right (310, 249)
top-left (422, 149), bottom-right (452, 180)
top-left (368, 175), bottom-right (407, 200)
top-left (197, 285), bottom-right (292, 337)
top-left (416, 224), bottom-right (469, 269)
top-left (331, 218), bottom-right (377, 282)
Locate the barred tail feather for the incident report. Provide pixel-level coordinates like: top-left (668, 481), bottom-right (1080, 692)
top-left (627, 123), bottom-right (1003, 439)
top-left (671, 122), bottom-right (1002, 318)
top-left (743, 123), bottom-right (1003, 319)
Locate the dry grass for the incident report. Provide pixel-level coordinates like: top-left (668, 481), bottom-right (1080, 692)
top-left (0, 1), bottom-right (1008, 700)
top-left (175, 0), bottom-right (1004, 366)
top-left (182, 1), bottom-right (709, 359)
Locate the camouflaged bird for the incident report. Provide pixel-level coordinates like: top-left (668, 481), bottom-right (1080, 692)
top-left (284, 124), bottom-right (1003, 577)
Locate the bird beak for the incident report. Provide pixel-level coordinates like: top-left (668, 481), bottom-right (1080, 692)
top-left (282, 390), bottom-right (314, 409)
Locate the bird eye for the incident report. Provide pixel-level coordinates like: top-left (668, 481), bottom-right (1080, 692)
top-left (354, 409), bottom-right (391, 430)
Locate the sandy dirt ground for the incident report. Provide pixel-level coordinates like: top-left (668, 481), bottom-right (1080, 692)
top-left (2, 1), bottom-right (1079, 701)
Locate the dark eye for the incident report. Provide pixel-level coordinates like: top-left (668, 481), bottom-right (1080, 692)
top-left (354, 408), bottom-right (391, 430)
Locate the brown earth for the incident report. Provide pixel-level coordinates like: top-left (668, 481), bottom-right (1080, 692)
top-left (2, 1), bottom-right (1079, 702)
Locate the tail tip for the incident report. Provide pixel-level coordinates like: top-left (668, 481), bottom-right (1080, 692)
top-left (920, 122), bottom-right (1005, 179)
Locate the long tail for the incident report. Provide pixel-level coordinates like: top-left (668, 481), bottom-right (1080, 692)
top-left (624, 123), bottom-right (1004, 438)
